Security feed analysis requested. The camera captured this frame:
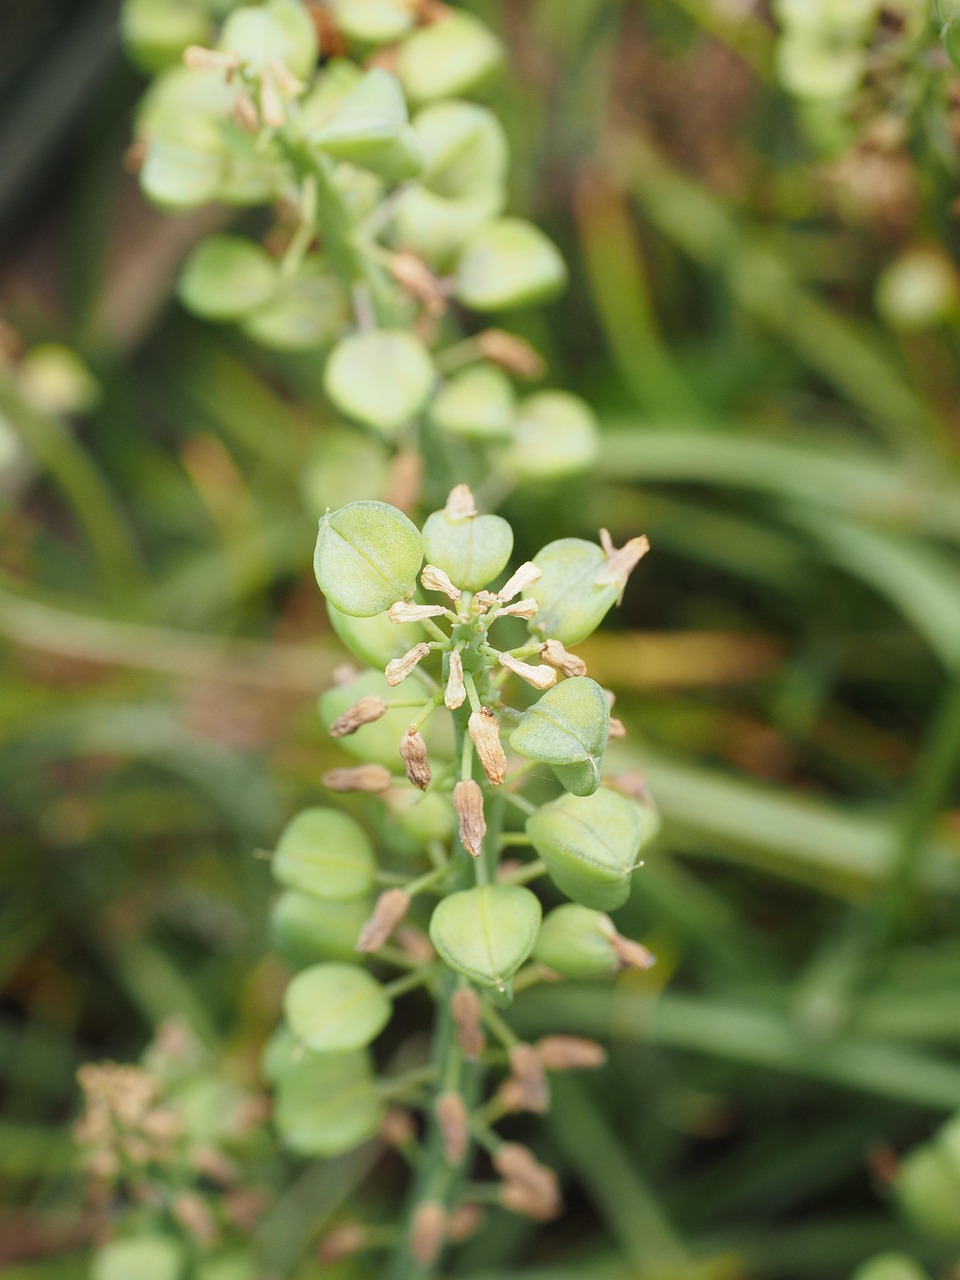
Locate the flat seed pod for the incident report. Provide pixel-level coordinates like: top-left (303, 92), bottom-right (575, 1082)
top-left (121, 0), bottom-right (212, 73)
top-left (330, 0), bottom-right (416, 44)
top-left (500, 391), bottom-right (599, 480)
top-left (413, 101), bottom-right (508, 200)
top-left (533, 904), bottom-right (619, 979)
top-left (529, 538), bottom-right (619, 645)
top-left (284, 962), bottom-right (391, 1052)
top-left (273, 807), bottom-right (375, 901)
top-left (509, 677), bottom-right (609, 795)
top-left (141, 120), bottom-right (224, 209)
top-left (242, 266), bottom-right (349, 350)
top-left (311, 70), bottom-right (422, 182)
top-left (270, 891), bottom-right (372, 967)
top-left (314, 500), bottom-right (423, 616)
top-left (327, 601), bottom-right (424, 669)
top-left (393, 185), bottom-right (504, 270)
top-left (421, 509), bottom-right (513, 591)
top-left (177, 235), bottom-right (278, 321)
top-left (429, 885), bottom-right (541, 991)
top-left (526, 788), bottom-right (646, 911)
top-left (894, 1142), bottom-right (960, 1239)
top-left (220, 0), bottom-right (318, 78)
top-left (273, 1047), bottom-right (383, 1156)
top-left (430, 365), bottom-right (515, 440)
top-left (385, 790), bottom-right (457, 849)
top-left (455, 218), bottom-right (567, 312)
top-left (324, 332), bottom-right (435, 436)
top-left (850, 1256), bottom-right (932, 1280)
top-left (320, 670), bottom-right (454, 767)
top-left (92, 1237), bottom-right (184, 1280)
top-left (396, 11), bottom-right (503, 103)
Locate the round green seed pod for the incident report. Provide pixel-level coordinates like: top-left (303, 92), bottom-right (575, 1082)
top-left (850, 1255), bottom-right (931, 1280)
top-left (413, 100), bottom-right (508, 200)
top-left (329, 0), bottom-right (416, 45)
top-left (533, 904), bottom-right (619, 979)
top-left (421, 509), bottom-right (513, 591)
top-left (324, 330), bottom-right (435, 436)
top-left (273, 807), bottom-right (375, 901)
top-left (314, 500), bottom-right (423, 617)
top-left (241, 262), bottom-right (348, 351)
top-left (177, 234), bottom-right (279, 322)
top-left (500, 391), bottom-right (598, 480)
top-left (393, 185), bottom-right (504, 269)
top-left (219, 0), bottom-right (318, 79)
top-left (92, 1237), bottom-right (184, 1280)
top-left (430, 364), bottom-right (515, 440)
top-left (429, 885), bottom-right (541, 992)
top-left (270, 891), bottom-right (371, 966)
top-left (301, 431), bottom-right (392, 517)
top-left (327, 601), bottom-right (424, 669)
top-left (529, 538), bottom-right (619, 645)
top-left (455, 218), bottom-right (567, 312)
top-left (510, 677), bottom-right (610, 796)
top-left (894, 1142), bottom-right (960, 1239)
top-left (273, 1046), bottom-right (383, 1156)
top-left (319, 670), bottom-right (453, 766)
top-left (526, 788), bottom-right (653, 911)
top-left (389, 789), bottom-right (457, 847)
top-left (396, 11), bottom-right (503, 103)
top-left (284, 962), bottom-right (391, 1053)
top-left (122, 0), bottom-right (212, 73)
top-left (309, 69), bottom-right (422, 183)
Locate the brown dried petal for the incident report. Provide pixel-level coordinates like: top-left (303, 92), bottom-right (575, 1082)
top-left (396, 926), bottom-right (436, 965)
top-left (386, 641), bottom-right (432, 686)
top-left (436, 1091), bottom-right (470, 1164)
top-left (329, 695), bottom-right (387, 738)
top-left (608, 716), bottom-right (627, 738)
top-left (450, 988), bottom-right (485, 1059)
top-left (494, 1143), bottom-right (562, 1218)
top-left (454, 779), bottom-right (486, 855)
top-left (504, 1043), bottom-right (550, 1113)
top-left (356, 889), bottom-right (411, 953)
top-left (498, 561), bottom-right (542, 602)
top-left (391, 252), bottom-right (446, 316)
top-left (318, 1221), bottom-right (367, 1264)
top-left (421, 564), bottom-right (462, 601)
top-left (444, 483), bottom-right (477, 520)
top-left (183, 45), bottom-right (239, 71)
top-left (389, 601), bottom-right (448, 623)
top-left (323, 764), bottom-right (393, 793)
top-left (535, 1035), bottom-right (607, 1071)
top-left (258, 68), bottom-right (285, 128)
top-left (447, 1203), bottom-right (485, 1243)
top-left (172, 1193), bottom-right (218, 1246)
top-left (445, 649), bottom-right (466, 710)
top-left (380, 1107), bottom-right (417, 1147)
top-left (498, 653), bottom-right (557, 691)
top-left (605, 771), bottom-right (653, 803)
top-left (492, 598), bottom-right (539, 621)
top-left (539, 639), bottom-right (587, 678)
top-left (410, 1201), bottom-right (447, 1265)
top-left (610, 934), bottom-right (657, 971)
top-left (500, 1178), bottom-right (562, 1221)
top-left (468, 708), bottom-right (507, 785)
top-left (476, 329), bottom-right (547, 380)
top-left (596, 530), bottom-right (650, 604)
top-left (400, 729), bottom-right (431, 790)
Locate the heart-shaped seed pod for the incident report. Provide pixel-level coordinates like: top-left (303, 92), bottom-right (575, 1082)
top-left (177, 233), bottom-right (279, 321)
top-left (509, 677), bottom-right (609, 796)
top-left (310, 69), bottom-right (422, 183)
top-left (284, 962), bottom-right (391, 1053)
top-left (528, 538), bottom-right (620, 646)
top-left (320, 671), bottom-right (454, 768)
top-left (270, 891), bottom-right (373, 967)
top-left (271, 1044), bottom-right (383, 1157)
top-left (430, 364), bottom-right (516, 440)
top-left (396, 10), bottom-right (503, 104)
top-left (455, 217), bottom-right (567, 312)
top-left (272, 807), bottom-right (376, 901)
top-left (314, 500), bottom-right (423, 617)
top-left (421, 508), bottom-right (513, 591)
top-left (532, 903), bottom-right (620, 979)
top-left (90, 1237), bottom-right (185, 1280)
top-left (327, 601), bottom-right (424, 669)
top-left (894, 1117), bottom-right (960, 1240)
top-left (526, 788), bottom-right (655, 911)
top-left (324, 331), bottom-right (435, 436)
top-left (429, 885), bottom-right (541, 993)
top-left (500, 391), bottom-right (598, 482)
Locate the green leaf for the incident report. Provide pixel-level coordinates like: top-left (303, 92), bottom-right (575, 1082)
top-left (327, 601), bottom-right (424, 669)
top-left (500, 391), bottom-right (598, 480)
top-left (310, 69), bottom-right (422, 181)
top-left (270, 891), bottom-right (372, 967)
top-left (533, 904), bottom-right (619, 979)
top-left (178, 235), bottom-right (279, 321)
top-left (421, 508), bottom-right (513, 591)
top-left (273, 1045), bottom-right (383, 1155)
top-left (330, 0), bottom-right (416, 44)
top-left (220, 0), bottom-right (318, 78)
top-left (510, 677), bottom-right (610, 795)
top-left (413, 100), bottom-right (508, 200)
top-left (429, 885), bottom-right (541, 991)
top-left (284, 962), bottom-right (391, 1051)
top-left (455, 218), bottom-right (567, 312)
top-left (396, 11), bottom-right (503, 103)
top-left (92, 1237), bottom-right (184, 1280)
top-left (529, 538), bottom-right (619, 646)
top-left (121, 0), bottom-right (211, 72)
top-left (527, 788), bottom-right (653, 910)
top-left (324, 332), bottom-right (435, 435)
top-left (242, 264), bottom-right (349, 350)
top-left (430, 365), bottom-right (515, 440)
top-left (272, 807), bottom-right (376, 901)
top-left (314, 499), bottom-right (424, 616)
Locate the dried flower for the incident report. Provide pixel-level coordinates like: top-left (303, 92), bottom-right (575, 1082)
top-left (322, 764), bottom-right (392, 793)
top-left (329, 695), bottom-right (387, 738)
top-left (535, 1035), bottom-right (607, 1070)
top-left (400, 729), bottom-right (431, 790)
top-left (436, 1091), bottom-right (470, 1164)
top-left (391, 252), bottom-right (446, 316)
top-left (380, 1107), bottom-right (417, 1147)
top-left (258, 67), bottom-right (285, 128)
top-left (447, 1203), bottom-right (485, 1242)
top-left (389, 601), bottom-right (448, 623)
top-left (499, 1043), bottom-right (549, 1113)
top-left (476, 329), bottom-right (546, 380)
top-left (421, 564), bottom-right (461, 601)
top-left (318, 1221), bottom-right (367, 1264)
top-left (468, 708), bottom-right (507, 785)
top-left (492, 598), bottom-right (539, 621)
top-left (608, 717), bottom-right (626, 738)
top-left (453, 780), bottom-right (486, 855)
top-left (498, 653), bottom-right (557, 690)
top-left (498, 561), bottom-right (542, 602)
top-left (450, 988), bottom-right (485, 1059)
top-left (183, 45), bottom-right (240, 72)
top-left (445, 649), bottom-right (466, 710)
top-left (494, 1143), bottom-right (562, 1220)
top-left (596, 529), bottom-right (650, 604)
top-left (444, 483), bottom-right (477, 520)
top-left (231, 90), bottom-right (259, 134)
top-left (356, 889), bottom-right (411, 953)
top-left (539, 639), bottom-right (587, 678)
top-left (410, 1201), bottom-right (447, 1265)
top-left (385, 642), bottom-right (432, 686)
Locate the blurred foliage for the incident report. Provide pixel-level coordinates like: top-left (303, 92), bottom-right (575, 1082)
top-left (4, 0), bottom-right (960, 1277)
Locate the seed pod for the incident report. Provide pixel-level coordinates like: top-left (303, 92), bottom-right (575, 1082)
top-left (271, 892), bottom-right (372, 968)
top-left (385, 642), bottom-right (432, 686)
top-left (422, 508), bottom-right (514, 592)
top-left (410, 1201), bottom-right (447, 1265)
top-left (328, 600), bottom-right (425, 671)
top-left (510, 677), bottom-right (609, 796)
top-left (494, 1144), bottom-right (562, 1219)
top-left (430, 364), bottom-right (515, 441)
top-left (421, 563), bottom-right (462, 600)
top-left (451, 987), bottom-right (485, 1059)
top-left (436, 1091), bottom-right (470, 1164)
top-left (328, 695), bottom-right (387, 739)
top-left (527, 788), bottom-right (651, 911)
top-left (383, 789), bottom-right (456, 848)
top-left (849, 1255), bottom-right (931, 1280)
top-left (501, 391), bottom-right (598, 482)
top-left (445, 649), bottom-right (466, 709)
top-left (453, 779), bottom-right (486, 855)
top-left (535, 1035), bottom-right (607, 1071)
top-left (273, 808), bottom-right (375, 901)
top-left (321, 670), bottom-right (453, 768)
top-left (528, 538), bottom-right (619, 645)
top-left (498, 652), bottom-right (556, 691)
top-left (397, 9), bottom-right (502, 103)
top-left (539, 639), bottom-right (587, 678)
top-left (430, 885), bottom-right (541, 991)
top-left (356, 889), bottom-right (411, 953)
top-left (400, 728), bottom-right (431, 790)
top-left (314, 500), bottom-right (423, 617)
top-left (468, 708), bottom-right (507, 784)
top-left (323, 764), bottom-right (393, 793)
top-left (325, 328), bottom-right (435, 434)
top-left (271, 1045), bottom-right (382, 1157)
top-left (89, 1238), bottom-right (186, 1280)
top-left (456, 218), bottom-right (567, 312)
top-left (284, 963), bottom-right (391, 1053)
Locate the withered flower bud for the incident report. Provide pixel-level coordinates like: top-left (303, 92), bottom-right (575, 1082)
top-left (450, 987), bottom-right (485, 1059)
top-left (596, 529), bottom-right (650, 604)
top-left (597, 917), bottom-right (656, 970)
top-left (329, 695), bottom-right (387, 738)
top-left (500, 1178), bottom-right (563, 1221)
top-left (386, 642), bottom-right (432, 686)
top-left (447, 1203), bottom-right (485, 1243)
top-left (444, 484), bottom-right (477, 520)
top-left (474, 590), bottom-right (500, 608)
top-left (608, 717), bottom-right (626, 738)
top-left (502, 1043), bottom-right (550, 1113)
top-left (357, 889), bottom-right (411, 953)
top-left (384, 448), bottom-right (422, 513)
top-left (494, 1143), bottom-right (562, 1219)
top-left (454, 779), bottom-right (486, 855)
top-left (380, 1107), bottom-right (417, 1147)
top-left (539, 639), bottom-right (587, 678)
top-left (391, 252), bottom-right (446, 317)
top-left (389, 601), bottom-right (448, 623)
top-left (476, 328), bottom-right (547, 380)
top-left (468, 708), bottom-right (507, 785)
top-left (400, 729), bottom-right (431, 790)
top-left (421, 564), bottom-right (461, 601)
top-left (318, 1221), bottom-right (367, 1264)
top-left (445, 649), bottom-right (466, 710)
top-left (492, 598), bottom-right (539, 621)
top-left (172, 1193), bottom-right (218, 1245)
top-left (535, 1035), bottom-right (607, 1071)
top-left (410, 1201), bottom-right (447, 1265)
top-left (435, 1091), bottom-right (470, 1164)
top-left (396, 927), bottom-right (436, 965)
top-left (498, 561), bottom-right (542, 602)
top-left (183, 45), bottom-right (240, 72)
top-left (605, 771), bottom-right (653, 803)
top-left (269, 58), bottom-right (304, 97)
top-left (231, 90), bottom-right (259, 134)
top-left (332, 663), bottom-right (359, 685)
top-left (258, 67), bottom-right (285, 128)
top-left (498, 653), bottom-right (557, 691)
top-left (323, 764), bottom-right (392, 793)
